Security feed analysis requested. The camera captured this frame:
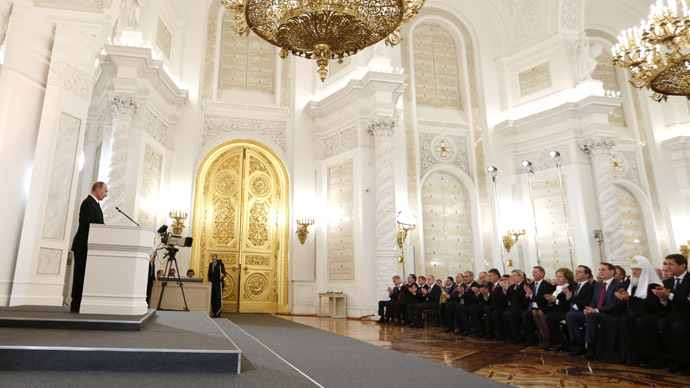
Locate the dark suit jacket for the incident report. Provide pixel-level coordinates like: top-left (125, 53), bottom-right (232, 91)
top-left (546, 282), bottom-right (576, 314)
top-left (461, 281), bottom-right (480, 305)
top-left (589, 279), bottom-right (624, 313)
top-left (662, 273), bottom-right (690, 321)
top-left (568, 281), bottom-right (595, 311)
top-left (398, 283), bottom-right (418, 303)
top-left (527, 279), bottom-right (557, 310)
top-left (422, 283), bottom-right (442, 305)
top-left (415, 284), bottom-right (431, 302)
top-left (208, 260), bottom-right (226, 285)
top-left (506, 281), bottom-right (528, 309)
top-left (609, 283), bottom-right (663, 317)
top-left (482, 282), bottom-right (507, 308)
top-left (389, 285), bottom-right (401, 301)
top-left (71, 196), bottom-right (104, 253)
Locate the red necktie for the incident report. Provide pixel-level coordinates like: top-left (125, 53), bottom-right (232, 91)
top-left (492, 284), bottom-right (495, 292)
top-left (596, 282), bottom-right (607, 309)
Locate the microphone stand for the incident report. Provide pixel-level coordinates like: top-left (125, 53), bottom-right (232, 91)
top-left (116, 207), bottom-right (140, 227)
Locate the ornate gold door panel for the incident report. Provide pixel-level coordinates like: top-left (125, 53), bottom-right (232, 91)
top-left (191, 140), bottom-right (289, 314)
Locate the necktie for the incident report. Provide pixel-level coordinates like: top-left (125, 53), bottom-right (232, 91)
top-left (596, 282), bottom-right (607, 309)
top-left (574, 283), bottom-right (581, 297)
top-left (492, 283), bottom-right (496, 292)
top-left (674, 277), bottom-right (681, 291)
top-left (534, 281), bottom-right (540, 295)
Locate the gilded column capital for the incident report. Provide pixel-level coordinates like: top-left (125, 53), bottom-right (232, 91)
top-left (109, 93), bottom-right (139, 120)
top-left (367, 117), bottom-right (396, 139)
top-left (579, 136), bottom-right (616, 156)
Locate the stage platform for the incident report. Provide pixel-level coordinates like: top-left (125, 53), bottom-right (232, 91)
top-left (0, 305), bottom-right (156, 331)
top-left (0, 310), bottom-right (241, 374)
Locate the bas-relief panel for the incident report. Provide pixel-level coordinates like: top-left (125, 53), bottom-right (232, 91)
top-left (518, 62), bottom-right (551, 97)
top-left (47, 61), bottom-right (94, 101)
top-left (220, 12), bottom-right (274, 93)
top-left (37, 248), bottom-right (62, 275)
top-left (419, 132), bottom-right (470, 177)
top-left (327, 161), bottom-right (355, 281)
top-left (42, 113), bottom-right (82, 240)
top-left (156, 18), bottom-right (172, 60)
top-left (137, 146), bottom-right (162, 228)
top-left (422, 172), bottom-right (474, 277)
top-left (501, 0), bottom-right (540, 39)
top-left (203, 115), bottom-right (286, 152)
top-left (530, 177), bottom-right (576, 276)
top-left (323, 127), bottom-right (357, 159)
top-left (593, 53), bottom-right (626, 127)
top-left (143, 109), bottom-right (169, 147)
top-left (413, 23), bottom-right (462, 110)
top-left (560, 0), bottom-right (581, 30)
top-left (615, 185), bottom-right (650, 259)
top-left (517, 145), bottom-right (571, 173)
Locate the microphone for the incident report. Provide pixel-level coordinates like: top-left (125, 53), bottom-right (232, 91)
top-left (116, 207), bottom-right (141, 227)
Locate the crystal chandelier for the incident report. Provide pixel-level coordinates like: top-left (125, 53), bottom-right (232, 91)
top-left (612, 0), bottom-right (690, 101)
top-left (220, 0), bottom-right (426, 81)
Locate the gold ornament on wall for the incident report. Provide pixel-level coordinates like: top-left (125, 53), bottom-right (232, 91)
top-left (220, 0), bottom-right (426, 81)
top-left (681, 240), bottom-right (690, 258)
top-left (169, 210), bottom-right (187, 235)
top-left (296, 217), bottom-right (314, 245)
top-left (502, 229), bottom-right (526, 253)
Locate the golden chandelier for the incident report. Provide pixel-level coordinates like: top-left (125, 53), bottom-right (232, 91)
top-left (612, 0), bottom-right (690, 101)
top-left (220, 0), bottom-right (426, 81)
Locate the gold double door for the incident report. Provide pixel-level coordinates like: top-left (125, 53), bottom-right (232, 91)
top-left (191, 140), bottom-right (289, 313)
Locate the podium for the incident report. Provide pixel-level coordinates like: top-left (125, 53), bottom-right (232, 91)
top-left (79, 224), bottom-right (155, 315)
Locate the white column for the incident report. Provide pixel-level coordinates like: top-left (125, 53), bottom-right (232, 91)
top-left (580, 136), bottom-right (627, 266)
top-left (0, 4), bottom-right (54, 305)
top-left (9, 22), bottom-right (100, 306)
top-left (367, 117), bottom-right (399, 300)
top-left (103, 94), bottom-right (138, 225)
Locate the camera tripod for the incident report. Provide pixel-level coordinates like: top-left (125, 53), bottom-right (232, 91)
top-left (156, 246), bottom-right (189, 312)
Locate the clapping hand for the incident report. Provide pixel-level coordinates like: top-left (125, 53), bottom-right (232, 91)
top-left (499, 279), bottom-right (509, 290)
top-left (421, 287), bottom-right (428, 295)
top-left (479, 287), bottom-right (490, 297)
top-left (652, 286), bottom-right (670, 301)
top-left (615, 288), bottom-right (629, 302)
top-left (524, 283), bottom-right (533, 297)
top-left (471, 286), bottom-right (479, 295)
top-left (544, 293), bottom-right (555, 303)
top-left (562, 286), bottom-right (572, 299)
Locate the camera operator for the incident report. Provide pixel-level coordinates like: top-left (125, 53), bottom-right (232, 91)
top-left (208, 254), bottom-right (225, 318)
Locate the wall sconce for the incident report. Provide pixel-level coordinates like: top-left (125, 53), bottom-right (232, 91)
top-left (502, 229), bottom-right (526, 253)
top-left (169, 210), bottom-right (188, 235)
top-left (681, 240), bottom-right (690, 258)
top-left (296, 218), bottom-right (314, 245)
top-left (396, 211), bottom-right (417, 250)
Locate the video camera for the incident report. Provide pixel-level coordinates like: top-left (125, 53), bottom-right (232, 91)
top-left (157, 225), bottom-right (193, 248)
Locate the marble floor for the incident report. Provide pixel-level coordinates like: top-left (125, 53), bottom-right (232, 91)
top-left (276, 315), bottom-right (687, 387)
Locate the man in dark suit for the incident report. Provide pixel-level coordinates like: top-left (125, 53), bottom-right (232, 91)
top-left (393, 274), bottom-right (418, 325)
top-left (378, 275), bottom-right (401, 323)
top-left (406, 276), bottom-right (430, 326)
top-left (638, 254), bottom-right (690, 372)
top-left (208, 254), bottom-right (226, 318)
top-left (471, 268), bottom-right (507, 339)
top-left (615, 265), bottom-right (630, 290)
top-left (146, 253), bottom-right (156, 305)
top-left (566, 262), bottom-right (624, 358)
top-left (441, 273), bottom-right (463, 332)
top-left (411, 275), bottom-right (442, 328)
top-left (456, 271), bottom-right (480, 335)
top-left (70, 182), bottom-right (107, 312)
top-left (521, 266), bottom-right (556, 346)
top-left (501, 269), bottom-right (528, 342)
top-left (546, 265), bottom-right (594, 351)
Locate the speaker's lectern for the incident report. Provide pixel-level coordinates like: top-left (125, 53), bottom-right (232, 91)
top-left (79, 224), bottom-right (155, 315)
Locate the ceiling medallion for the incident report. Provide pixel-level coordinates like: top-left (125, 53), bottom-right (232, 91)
top-left (220, 0), bottom-right (426, 81)
top-left (612, 0), bottom-right (690, 102)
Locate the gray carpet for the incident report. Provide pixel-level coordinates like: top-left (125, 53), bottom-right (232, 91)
top-left (223, 314), bottom-right (509, 387)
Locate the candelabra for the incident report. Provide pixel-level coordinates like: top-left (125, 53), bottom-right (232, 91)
top-left (548, 150), bottom-right (575, 270)
top-left (169, 210), bottom-right (187, 235)
top-left (502, 229), bottom-right (526, 253)
top-left (681, 240), bottom-right (690, 258)
top-left (521, 160), bottom-right (542, 266)
top-left (296, 218), bottom-right (314, 245)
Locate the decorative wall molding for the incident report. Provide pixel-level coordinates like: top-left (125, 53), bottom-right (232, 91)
top-left (143, 108), bottom-right (170, 147)
top-left (323, 127), bottom-right (357, 159)
top-left (202, 101), bottom-right (289, 116)
top-left (501, 0), bottom-right (540, 39)
top-left (419, 133), bottom-right (470, 178)
top-left (47, 61), bottom-right (94, 101)
top-left (203, 114), bottom-right (286, 152)
top-left (34, 0), bottom-right (103, 12)
top-left (560, 0), bottom-right (581, 30)
top-left (156, 17), bottom-right (172, 59)
top-left (517, 145), bottom-right (572, 172)
top-left (612, 149), bottom-right (642, 189)
top-left (418, 121), bottom-right (469, 130)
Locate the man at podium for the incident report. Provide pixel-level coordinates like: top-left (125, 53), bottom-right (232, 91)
top-left (70, 182), bottom-right (108, 312)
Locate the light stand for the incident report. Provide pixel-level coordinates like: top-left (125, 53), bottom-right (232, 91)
top-left (521, 160), bottom-right (542, 266)
top-left (487, 166), bottom-right (506, 274)
top-left (156, 246), bottom-right (189, 312)
top-left (548, 150), bottom-right (575, 270)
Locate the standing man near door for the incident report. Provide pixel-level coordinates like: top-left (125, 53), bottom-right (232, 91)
top-left (70, 182), bottom-right (107, 312)
top-left (208, 254), bottom-right (226, 317)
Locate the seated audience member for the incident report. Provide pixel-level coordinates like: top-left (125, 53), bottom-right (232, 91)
top-left (187, 269), bottom-right (195, 278)
top-left (457, 272), bottom-right (480, 335)
top-left (502, 270), bottom-right (528, 343)
top-left (471, 269), bottom-right (506, 339)
top-left (477, 271), bottom-right (488, 285)
top-left (615, 265), bottom-right (630, 289)
top-left (671, 296), bottom-right (690, 375)
top-left (406, 276), bottom-right (430, 327)
top-left (168, 268), bottom-right (176, 277)
top-left (566, 262), bottom-right (624, 358)
top-left (393, 274), bottom-right (418, 325)
top-left (440, 276), bottom-right (456, 323)
top-left (540, 268), bottom-right (576, 350)
top-left (411, 275), bottom-right (442, 328)
top-left (545, 265), bottom-right (594, 351)
top-left (523, 266), bottom-right (556, 347)
top-left (378, 275), bottom-right (401, 323)
top-left (156, 269), bottom-right (164, 280)
top-left (663, 265), bottom-right (673, 280)
top-left (638, 254), bottom-right (690, 372)
top-left (441, 273), bottom-right (464, 332)
top-left (597, 256), bottom-right (662, 365)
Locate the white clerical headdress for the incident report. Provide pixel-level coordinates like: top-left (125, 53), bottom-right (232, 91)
top-left (629, 256), bottom-right (662, 299)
